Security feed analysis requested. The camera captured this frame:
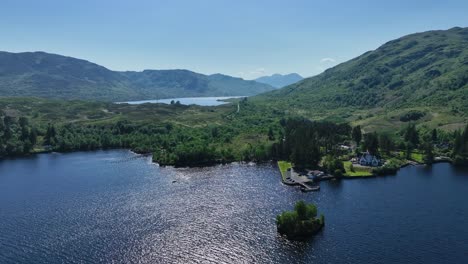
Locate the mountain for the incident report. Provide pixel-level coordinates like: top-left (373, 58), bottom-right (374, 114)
top-left (0, 51), bottom-right (275, 101)
top-left (255, 73), bottom-right (303, 88)
top-left (255, 27), bottom-right (468, 130)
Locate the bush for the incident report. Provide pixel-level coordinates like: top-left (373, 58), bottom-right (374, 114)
top-left (400, 110), bottom-right (425, 122)
top-left (334, 169), bottom-right (344, 177)
top-left (372, 158), bottom-right (402, 175)
top-left (323, 155), bottom-right (345, 176)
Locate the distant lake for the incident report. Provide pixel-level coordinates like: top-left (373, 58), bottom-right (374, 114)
top-left (1, 151), bottom-right (468, 263)
top-left (118, 96), bottom-right (246, 106)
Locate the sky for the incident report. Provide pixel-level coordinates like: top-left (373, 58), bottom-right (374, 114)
top-left (1, 0), bottom-right (468, 79)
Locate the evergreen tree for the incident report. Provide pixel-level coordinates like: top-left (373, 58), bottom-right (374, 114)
top-left (423, 141), bottom-right (434, 164)
top-left (20, 126), bottom-right (30, 141)
top-left (431, 129), bottom-right (438, 143)
top-left (3, 116), bottom-right (14, 127)
top-left (45, 123), bottom-right (57, 145)
top-left (378, 133), bottom-right (394, 154)
top-left (3, 127), bottom-right (12, 140)
top-left (268, 127), bottom-right (275, 141)
top-left (352, 125), bottom-right (362, 146)
top-left (404, 123), bottom-right (419, 146)
top-left (0, 117), bottom-right (4, 132)
top-left (363, 132), bottom-right (379, 154)
top-left (19, 117), bottom-right (29, 128)
top-left (405, 143), bottom-right (413, 160)
top-left (29, 127), bottom-right (37, 145)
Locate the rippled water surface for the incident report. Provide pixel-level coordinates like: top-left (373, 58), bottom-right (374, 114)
top-left (1, 150), bottom-right (467, 263)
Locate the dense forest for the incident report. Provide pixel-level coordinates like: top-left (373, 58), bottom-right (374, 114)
top-left (1, 98), bottom-right (467, 169)
top-left (271, 118), bottom-right (351, 168)
top-left (8, 120), bottom-right (273, 166)
top-left (0, 98), bottom-right (281, 166)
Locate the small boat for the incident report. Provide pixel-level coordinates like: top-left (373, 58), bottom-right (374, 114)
top-left (300, 185), bottom-right (320, 192)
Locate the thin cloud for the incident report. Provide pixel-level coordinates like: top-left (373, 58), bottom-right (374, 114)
top-left (320, 58), bottom-right (336, 63)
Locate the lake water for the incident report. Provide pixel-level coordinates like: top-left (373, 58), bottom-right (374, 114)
top-left (0, 150), bottom-right (467, 264)
top-left (119, 96), bottom-right (245, 106)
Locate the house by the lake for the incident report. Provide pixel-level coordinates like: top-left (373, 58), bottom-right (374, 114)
top-left (358, 151), bottom-right (382, 167)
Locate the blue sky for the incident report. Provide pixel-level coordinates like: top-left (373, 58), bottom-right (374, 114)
top-left (1, 0), bottom-right (467, 79)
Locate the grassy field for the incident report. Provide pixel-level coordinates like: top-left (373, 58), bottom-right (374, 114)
top-left (410, 152), bottom-right (424, 163)
top-left (277, 161), bottom-right (292, 181)
top-left (397, 151), bottom-right (424, 163)
top-left (343, 161), bottom-right (373, 177)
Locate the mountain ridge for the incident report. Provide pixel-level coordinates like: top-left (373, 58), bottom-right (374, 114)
top-left (253, 27), bottom-right (468, 131)
top-left (255, 73), bottom-right (303, 88)
top-left (0, 51), bottom-right (275, 101)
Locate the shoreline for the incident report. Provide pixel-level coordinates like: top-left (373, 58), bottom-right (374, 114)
top-left (0, 148), bottom-right (457, 174)
top-left (278, 158), bottom-right (455, 182)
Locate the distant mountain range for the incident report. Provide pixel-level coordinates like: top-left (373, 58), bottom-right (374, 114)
top-left (255, 73), bottom-right (303, 88)
top-left (0, 51), bottom-right (275, 101)
top-left (255, 27), bottom-right (468, 130)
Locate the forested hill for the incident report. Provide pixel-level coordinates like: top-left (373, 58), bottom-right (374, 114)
top-left (0, 51), bottom-right (275, 101)
top-left (254, 27), bottom-right (468, 129)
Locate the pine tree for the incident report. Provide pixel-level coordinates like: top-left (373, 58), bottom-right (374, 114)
top-left (268, 127), bottom-right (275, 141)
top-left (0, 117), bottom-right (4, 132)
top-left (423, 141), bottom-right (434, 164)
top-left (352, 125), bottom-right (362, 146)
top-left (45, 123), bottom-right (57, 145)
top-left (431, 129), bottom-right (438, 143)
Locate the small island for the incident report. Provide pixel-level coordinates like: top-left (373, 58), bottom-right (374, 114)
top-left (276, 201), bottom-right (324, 241)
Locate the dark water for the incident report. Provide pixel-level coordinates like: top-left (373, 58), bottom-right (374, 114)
top-left (0, 151), bottom-right (467, 264)
top-left (119, 96), bottom-right (245, 106)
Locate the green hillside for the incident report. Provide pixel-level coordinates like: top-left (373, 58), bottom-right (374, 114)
top-left (254, 27), bottom-right (468, 132)
top-left (0, 51), bottom-right (274, 101)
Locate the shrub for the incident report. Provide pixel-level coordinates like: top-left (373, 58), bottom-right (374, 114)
top-left (400, 110), bottom-right (425, 122)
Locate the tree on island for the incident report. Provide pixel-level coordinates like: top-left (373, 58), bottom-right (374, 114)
top-left (276, 201), bottom-right (324, 241)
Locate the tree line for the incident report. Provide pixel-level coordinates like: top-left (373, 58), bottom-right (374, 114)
top-left (0, 116), bottom-right (38, 157)
top-left (1, 111), bottom-right (467, 168)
